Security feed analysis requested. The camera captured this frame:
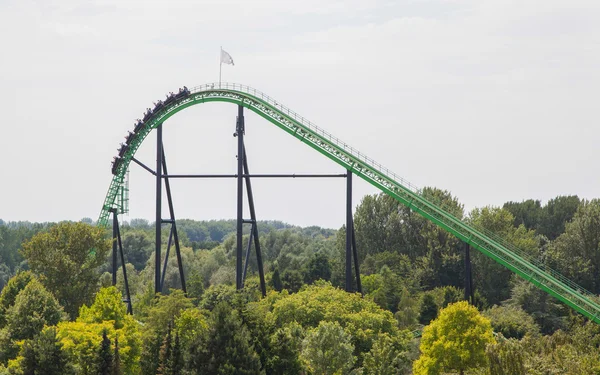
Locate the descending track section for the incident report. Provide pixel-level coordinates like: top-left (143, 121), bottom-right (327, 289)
top-left (99, 83), bottom-right (600, 323)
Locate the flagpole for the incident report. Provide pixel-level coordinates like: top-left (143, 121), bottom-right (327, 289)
top-left (219, 46), bottom-right (222, 88)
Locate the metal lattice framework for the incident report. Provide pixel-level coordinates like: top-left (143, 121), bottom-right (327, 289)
top-left (99, 82), bottom-right (600, 324)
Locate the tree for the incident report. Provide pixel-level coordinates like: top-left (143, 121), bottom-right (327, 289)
top-left (503, 199), bottom-right (543, 231)
top-left (539, 195), bottom-right (580, 240)
top-left (140, 290), bottom-right (193, 375)
top-left (168, 333), bottom-right (183, 375)
top-left (300, 321), bottom-right (355, 375)
top-left (78, 287), bottom-right (127, 329)
top-left (20, 327), bottom-right (74, 375)
top-left (21, 222), bottom-right (111, 318)
top-left (418, 293), bottom-right (438, 325)
top-left (6, 279), bottom-right (64, 341)
top-left (264, 282), bottom-right (405, 362)
top-left (281, 269), bottom-right (303, 293)
top-left (468, 206), bottom-right (538, 305)
top-left (486, 339), bottom-right (526, 375)
top-left (0, 271), bottom-right (34, 328)
top-left (547, 199), bottom-right (600, 294)
top-left (483, 305), bottom-right (540, 339)
top-left (112, 336), bottom-right (122, 375)
top-left (266, 323), bottom-right (304, 375)
top-left (120, 230), bottom-right (152, 271)
top-left (96, 330), bottom-right (113, 375)
top-left (271, 267), bottom-right (283, 292)
top-left (413, 301), bottom-right (494, 375)
top-left (362, 333), bottom-right (410, 375)
top-left (187, 302), bottom-right (262, 374)
top-left (304, 251), bottom-right (331, 284)
top-left (56, 286), bottom-right (141, 375)
top-left (156, 323), bottom-right (172, 375)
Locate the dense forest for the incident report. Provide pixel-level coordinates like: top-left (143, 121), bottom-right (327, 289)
top-left (1, 188), bottom-right (600, 374)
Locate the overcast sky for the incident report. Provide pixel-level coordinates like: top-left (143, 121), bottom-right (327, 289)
top-left (1, 0), bottom-right (598, 229)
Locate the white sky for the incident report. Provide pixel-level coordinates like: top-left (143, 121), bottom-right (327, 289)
top-left (1, 0), bottom-right (599, 229)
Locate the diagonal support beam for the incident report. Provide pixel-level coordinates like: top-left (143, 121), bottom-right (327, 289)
top-left (161, 144), bottom-right (187, 294)
top-left (242, 144), bottom-right (267, 297)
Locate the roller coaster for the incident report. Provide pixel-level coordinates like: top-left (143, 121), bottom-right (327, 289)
top-left (99, 83), bottom-right (600, 324)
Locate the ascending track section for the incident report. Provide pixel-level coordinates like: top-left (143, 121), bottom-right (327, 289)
top-left (100, 82), bottom-right (600, 323)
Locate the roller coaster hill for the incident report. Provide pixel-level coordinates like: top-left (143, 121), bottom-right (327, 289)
top-left (100, 83), bottom-right (600, 325)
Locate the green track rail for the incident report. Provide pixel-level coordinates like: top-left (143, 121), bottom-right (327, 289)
top-left (99, 83), bottom-right (600, 324)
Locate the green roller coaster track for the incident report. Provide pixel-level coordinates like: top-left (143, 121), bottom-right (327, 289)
top-left (100, 82), bottom-right (600, 324)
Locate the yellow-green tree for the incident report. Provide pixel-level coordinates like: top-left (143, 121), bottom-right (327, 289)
top-left (57, 287), bottom-right (142, 375)
top-left (413, 301), bottom-right (494, 375)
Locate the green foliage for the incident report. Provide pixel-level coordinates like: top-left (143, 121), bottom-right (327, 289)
top-left (280, 269), bottom-right (303, 293)
top-left (304, 251), bottom-right (332, 284)
top-left (173, 308), bottom-right (208, 352)
top-left (21, 222), bottom-right (111, 318)
top-left (140, 290), bottom-right (193, 375)
top-left (362, 333), bottom-right (410, 375)
top-left (414, 301), bottom-right (495, 375)
top-left (0, 272), bottom-right (34, 329)
top-left (363, 266), bottom-right (404, 313)
top-left (486, 339), bottom-right (526, 375)
top-left (78, 287), bottom-right (127, 329)
top-left (503, 199), bottom-right (543, 231)
top-left (418, 293), bottom-right (438, 325)
top-left (185, 272), bottom-right (205, 303)
top-left (394, 287), bottom-right (420, 329)
top-left (95, 330), bottom-right (112, 375)
top-left (119, 230), bottom-right (152, 271)
top-left (187, 302), bottom-right (263, 374)
top-left (157, 323), bottom-right (172, 375)
top-left (261, 282), bottom-right (409, 364)
top-left (300, 321), bottom-right (355, 375)
top-left (20, 327), bottom-right (74, 375)
top-left (56, 286), bottom-right (141, 375)
top-left (484, 305), bottom-right (540, 339)
top-left (271, 267), bottom-right (283, 292)
top-left (6, 279), bottom-right (64, 341)
top-left (507, 279), bottom-right (567, 334)
top-left (539, 195), bottom-right (580, 240)
top-left (547, 199), bottom-right (600, 294)
top-left (468, 206), bottom-right (538, 305)
top-left (266, 322), bottom-right (304, 375)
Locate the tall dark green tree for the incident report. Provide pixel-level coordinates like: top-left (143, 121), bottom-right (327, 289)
top-left (266, 323), bottom-right (304, 375)
top-left (547, 199), bottom-right (600, 293)
top-left (96, 330), bottom-right (113, 375)
top-left (188, 302), bottom-right (262, 375)
top-left (503, 199), bottom-right (543, 231)
top-left (304, 252), bottom-right (332, 284)
top-left (112, 336), bottom-right (122, 375)
top-left (20, 327), bottom-right (74, 375)
top-left (271, 267), bottom-right (283, 292)
top-left (539, 195), bottom-right (580, 240)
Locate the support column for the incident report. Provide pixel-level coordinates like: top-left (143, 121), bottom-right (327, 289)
top-left (346, 171), bottom-right (353, 292)
top-left (155, 123), bottom-right (163, 294)
top-left (116, 223), bottom-right (132, 314)
top-left (351, 217), bottom-right (362, 294)
top-left (112, 210), bottom-right (118, 286)
top-left (465, 242), bottom-right (474, 304)
top-left (236, 105), bottom-right (244, 290)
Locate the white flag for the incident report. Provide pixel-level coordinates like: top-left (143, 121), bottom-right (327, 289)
top-left (220, 48), bottom-right (234, 65)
